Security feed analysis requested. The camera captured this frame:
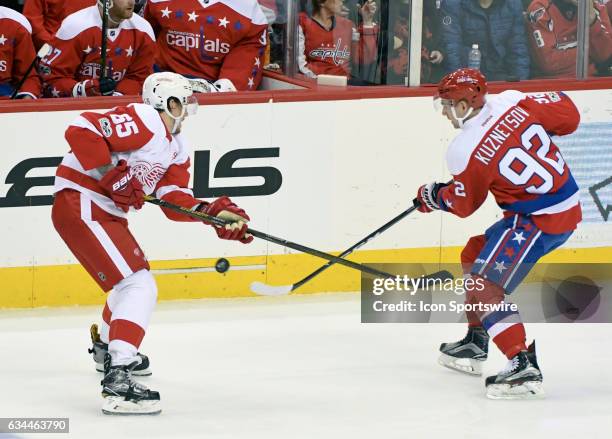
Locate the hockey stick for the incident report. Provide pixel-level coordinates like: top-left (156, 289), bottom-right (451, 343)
top-left (143, 196), bottom-right (400, 280)
top-left (99, 0), bottom-right (110, 82)
top-left (9, 43), bottom-right (52, 99)
top-left (250, 202), bottom-right (420, 295)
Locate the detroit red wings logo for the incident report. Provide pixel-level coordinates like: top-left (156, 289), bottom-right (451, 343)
top-left (130, 161), bottom-right (166, 189)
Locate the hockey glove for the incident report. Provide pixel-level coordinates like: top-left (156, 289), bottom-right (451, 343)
top-left (415, 182), bottom-right (447, 213)
top-left (99, 160), bottom-right (145, 213)
top-left (73, 77), bottom-right (117, 97)
top-left (197, 196), bottom-right (253, 244)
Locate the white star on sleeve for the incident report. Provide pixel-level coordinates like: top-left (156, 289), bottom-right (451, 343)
top-left (125, 46), bottom-right (133, 56)
top-left (254, 57), bottom-right (260, 67)
top-left (218, 16), bottom-right (229, 27)
top-left (247, 77), bottom-right (254, 88)
top-left (83, 45), bottom-right (92, 54)
top-left (0, 34), bottom-right (7, 45)
top-left (493, 261), bottom-right (507, 273)
top-left (51, 87), bottom-right (61, 97)
top-left (512, 231), bottom-right (526, 245)
top-left (161, 7), bottom-right (172, 18)
top-left (188, 11), bottom-right (199, 22)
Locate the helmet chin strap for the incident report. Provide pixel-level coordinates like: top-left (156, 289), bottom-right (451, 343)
top-left (450, 105), bottom-right (474, 129)
top-left (164, 106), bottom-right (186, 134)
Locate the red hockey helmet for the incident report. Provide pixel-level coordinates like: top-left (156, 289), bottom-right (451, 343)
top-left (436, 68), bottom-right (487, 109)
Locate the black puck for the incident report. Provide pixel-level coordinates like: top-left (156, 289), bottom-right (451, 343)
top-left (215, 258), bottom-right (230, 273)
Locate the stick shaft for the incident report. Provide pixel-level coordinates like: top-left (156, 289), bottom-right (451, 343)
top-left (292, 204), bottom-right (418, 291)
top-left (144, 196), bottom-right (397, 279)
top-left (100, 0), bottom-right (109, 81)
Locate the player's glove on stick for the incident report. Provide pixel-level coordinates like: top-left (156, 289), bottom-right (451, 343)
top-left (73, 77), bottom-right (117, 97)
top-left (197, 196), bottom-right (254, 244)
top-left (99, 160), bottom-right (145, 213)
top-left (416, 182), bottom-right (448, 213)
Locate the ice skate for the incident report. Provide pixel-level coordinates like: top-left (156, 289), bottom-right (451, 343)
top-left (89, 324), bottom-right (151, 376)
top-left (485, 341), bottom-right (544, 400)
top-left (101, 355), bottom-right (161, 415)
top-left (438, 326), bottom-right (489, 375)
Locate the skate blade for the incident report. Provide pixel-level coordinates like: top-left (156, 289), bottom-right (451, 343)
top-left (486, 381), bottom-right (545, 400)
top-left (438, 353), bottom-right (484, 376)
top-left (95, 363), bottom-right (152, 376)
top-left (102, 396), bottom-right (161, 415)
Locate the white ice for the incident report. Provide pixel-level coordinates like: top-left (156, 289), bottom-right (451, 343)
top-left (0, 293), bottom-right (611, 439)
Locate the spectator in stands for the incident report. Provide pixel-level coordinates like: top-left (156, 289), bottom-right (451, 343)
top-left (388, 0), bottom-right (446, 84)
top-left (298, 0), bottom-right (378, 81)
top-left (440, 0), bottom-right (530, 81)
top-left (526, 0), bottom-right (612, 78)
top-left (0, 6), bottom-right (41, 98)
top-left (40, 0), bottom-right (155, 97)
top-left (0, 0), bottom-right (22, 12)
top-left (145, 0), bottom-right (267, 92)
top-left (23, 0), bottom-right (95, 50)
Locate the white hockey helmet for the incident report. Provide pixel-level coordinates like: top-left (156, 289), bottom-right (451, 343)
top-left (142, 72), bottom-right (199, 123)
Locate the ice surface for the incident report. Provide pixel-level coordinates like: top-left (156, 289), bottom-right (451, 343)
top-left (0, 293), bottom-right (610, 439)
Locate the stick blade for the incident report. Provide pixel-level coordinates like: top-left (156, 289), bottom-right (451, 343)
top-left (249, 281), bottom-right (293, 296)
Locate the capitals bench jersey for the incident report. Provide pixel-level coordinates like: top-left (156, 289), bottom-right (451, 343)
top-left (40, 6), bottom-right (156, 97)
top-left (145, 0), bottom-right (267, 90)
top-left (55, 103), bottom-right (201, 222)
top-left (298, 12), bottom-right (378, 77)
top-left (0, 7), bottom-right (41, 98)
top-left (436, 90), bottom-right (582, 235)
top-left (526, 0), bottom-right (612, 78)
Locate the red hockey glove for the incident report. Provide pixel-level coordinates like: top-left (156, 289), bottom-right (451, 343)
top-left (99, 160), bottom-right (145, 213)
top-left (73, 77), bottom-right (117, 97)
top-left (415, 182), bottom-right (446, 213)
top-left (197, 196), bottom-right (253, 244)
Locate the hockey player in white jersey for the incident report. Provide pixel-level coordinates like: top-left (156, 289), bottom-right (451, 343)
top-left (52, 72), bottom-right (253, 415)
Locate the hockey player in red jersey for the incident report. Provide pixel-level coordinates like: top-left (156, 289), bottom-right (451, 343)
top-left (144, 0), bottom-right (268, 92)
top-left (52, 72), bottom-right (253, 415)
top-left (526, 0), bottom-right (612, 78)
top-left (298, 0), bottom-right (378, 79)
top-left (0, 6), bottom-right (42, 98)
top-left (39, 0), bottom-right (156, 98)
top-left (416, 68), bottom-right (582, 399)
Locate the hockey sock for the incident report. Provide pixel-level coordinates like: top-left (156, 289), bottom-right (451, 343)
top-left (468, 276), bottom-right (527, 359)
top-left (99, 289), bottom-right (119, 344)
top-left (108, 269), bottom-right (157, 366)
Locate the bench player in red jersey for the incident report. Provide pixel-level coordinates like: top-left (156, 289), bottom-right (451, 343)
top-left (415, 68), bottom-right (582, 399)
top-left (39, 0), bottom-right (156, 98)
top-left (52, 72), bottom-right (253, 415)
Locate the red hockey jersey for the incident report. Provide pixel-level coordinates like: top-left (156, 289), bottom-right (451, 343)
top-left (526, 0), bottom-right (612, 78)
top-left (298, 12), bottom-right (378, 78)
top-left (22, 0), bottom-right (95, 49)
top-left (436, 90), bottom-right (582, 235)
top-left (56, 103), bottom-right (202, 222)
top-left (0, 7), bottom-right (41, 98)
top-left (145, 0), bottom-right (267, 90)
top-left (40, 6), bottom-right (156, 97)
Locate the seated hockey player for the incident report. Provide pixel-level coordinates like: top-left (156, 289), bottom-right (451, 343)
top-left (52, 72), bottom-right (253, 415)
top-left (415, 68), bottom-right (582, 399)
top-left (40, 0), bottom-right (156, 97)
top-left (144, 0), bottom-right (268, 92)
top-left (0, 6), bottom-right (42, 99)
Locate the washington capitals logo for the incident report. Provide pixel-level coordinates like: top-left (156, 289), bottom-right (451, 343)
top-left (130, 162), bottom-right (166, 189)
top-left (310, 38), bottom-right (351, 66)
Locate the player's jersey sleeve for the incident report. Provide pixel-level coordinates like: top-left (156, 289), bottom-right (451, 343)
top-left (22, 0), bottom-right (52, 49)
top-left (65, 106), bottom-right (155, 170)
top-left (217, 3), bottom-right (267, 90)
top-left (42, 13), bottom-right (90, 96)
top-left (154, 134), bottom-right (202, 222)
top-left (436, 137), bottom-right (493, 218)
top-left (518, 91), bottom-right (580, 136)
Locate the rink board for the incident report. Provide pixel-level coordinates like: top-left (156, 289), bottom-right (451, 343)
top-left (0, 88), bottom-right (611, 307)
